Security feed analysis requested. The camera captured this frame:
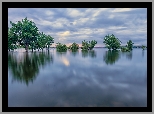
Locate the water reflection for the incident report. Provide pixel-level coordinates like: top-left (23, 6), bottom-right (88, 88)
top-left (69, 50), bottom-right (79, 57)
top-left (8, 51), bottom-right (53, 86)
top-left (8, 48), bottom-right (147, 107)
top-left (121, 51), bottom-right (133, 60)
top-left (81, 50), bottom-right (96, 58)
top-left (103, 50), bottom-right (120, 65)
top-left (142, 50), bottom-right (144, 57)
top-left (56, 51), bottom-right (67, 57)
top-left (126, 51), bottom-right (132, 60)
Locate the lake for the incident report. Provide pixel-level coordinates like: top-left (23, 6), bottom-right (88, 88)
top-left (8, 48), bottom-right (147, 107)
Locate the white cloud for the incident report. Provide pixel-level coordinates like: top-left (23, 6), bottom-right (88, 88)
top-left (59, 31), bottom-right (70, 37)
top-left (58, 37), bottom-right (66, 41)
top-left (95, 28), bottom-right (106, 33)
top-left (57, 31), bottom-right (70, 41)
top-left (108, 26), bottom-right (128, 30)
top-left (111, 8), bottom-right (135, 12)
top-left (72, 28), bottom-right (93, 35)
top-left (92, 8), bottom-right (108, 17)
top-left (38, 20), bottom-right (52, 25)
top-left (108, 14), bottom-right (115, 19)
top-left (66, 8), bottom-right (84, 18)
top-left (52, 22), bottom-right (63, 28)
top-left (85, 8), bottom-right (109, 18)
top-left (45, 10), bottom-right (54, 16)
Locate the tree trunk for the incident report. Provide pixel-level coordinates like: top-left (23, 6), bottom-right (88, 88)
top-left (26, 45), bottom-right (28, 52)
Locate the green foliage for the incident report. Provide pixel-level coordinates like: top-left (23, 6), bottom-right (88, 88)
top-left (8, 27), bottom-right (18, 51)
top-left (120, 40), bottom-right (134, 52)
top-left (141, 45), bottom-right (146, 50)
top-left (8, 17), bottom-right (54, 52)
top-left (56, 42), bottom-right (67, 52)
top-left (103, 34), bottom-right (122, 50)
top-left (9, 17), bottom-right (39, 52)
top-left (46, 35), bottom-right (54, 50)
top-left (121, 47), bottom-right (130, 52)
top-left (126, 40), bottom-right (134, 50)
top-left (68, 42), bottom-right (79, 51)
top-left (81, 40), bottom-right (97, 50)
top-left (35, 32), bottom-right (47, 51)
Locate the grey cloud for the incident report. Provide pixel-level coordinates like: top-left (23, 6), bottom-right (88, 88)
top-left (8, 8), bottom-right (147, 46)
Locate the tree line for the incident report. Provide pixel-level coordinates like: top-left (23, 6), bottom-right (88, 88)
top-left (8, 17), bottom-right (147, 52)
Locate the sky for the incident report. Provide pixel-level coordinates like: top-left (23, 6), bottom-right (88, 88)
top-left (8, 8), bottom-right (147, 47)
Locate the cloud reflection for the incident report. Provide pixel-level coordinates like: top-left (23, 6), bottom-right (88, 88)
top-left (61, 57), bottom-right (70, 66)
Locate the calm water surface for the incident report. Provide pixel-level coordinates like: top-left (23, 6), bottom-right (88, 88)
top-left (8, 48), bottom-right (147, 107)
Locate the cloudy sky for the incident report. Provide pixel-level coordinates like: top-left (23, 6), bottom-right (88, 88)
top-left (8, 8), bottom-right (147, 47)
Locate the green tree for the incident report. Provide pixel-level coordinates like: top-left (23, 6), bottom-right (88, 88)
top-left (35, 32), bottom-right (47, 51)
top-left (9, 17), bottom-right (39, 52)
top-left (126, 40), bottom-right (134, 50)
top-left (103, 34), bottom-right (122, 50)
top-left (46, 35), bottom-right (54, 50)
top-left (29, 41), bottom-right (37, 52)
top-left (121, 46), bottom-right (130, 52)
top-left (56, 42), bottom-right (67, 52)
top-left (8, 27), bottom-right (18, 51)
top-left (68, 42), bottom-right (79, 51)
top-left (120, 40), bottom-right (134, 52)
top-left (141, 45), bottom-right (146, 50)
top-left (81, 40), bottom-right (97, 50)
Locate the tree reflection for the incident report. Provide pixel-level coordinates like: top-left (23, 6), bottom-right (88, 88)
top-left (89, 50), bottom-right (96, 58)
top-left (142, 50), bottom-right (144, 57)
top-left (103, 50), bottom-right (120, 65)
top-left (121, 51), bottom-right (132, 60)
top-left (126, 51), bottom-right (132, 60)
top-left (81, 50), bottom-right (88, 58)
top-left (81, 50), bottom-right (96, 58)
top-left (56, 51), bottom-right (67, 57)
top-left (8, 51), bottom-right (53, 86)
top-left (69, 50), bottom-right (79, 57)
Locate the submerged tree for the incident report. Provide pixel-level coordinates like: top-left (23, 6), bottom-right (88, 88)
top-left (8, 27), bottom-right (18, 51)
top-left (81, 40), bottom-right (97, 50)
top-left (121, 40), bottom-right (134, 52)
top-left (46, 35), bottom-right (54, 50)
top-left (9, 17), bottom-right (39, 52)
top-left (103, 34), bottom-right (122, 50)
top-left (141, 45), bottom-right (146, 50)
top-left (56, 42), bottom-right (67, 52)
top-left (121, 47), bottom-right (130, 52)
top-left (8, 17), bottom-right (54, 52)
top-left (68, 42), bottom-right (79, 51)
top-left (35, 32), bottom-right (47, 51)
top-left (126, 40), bottom-right (134, 51)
